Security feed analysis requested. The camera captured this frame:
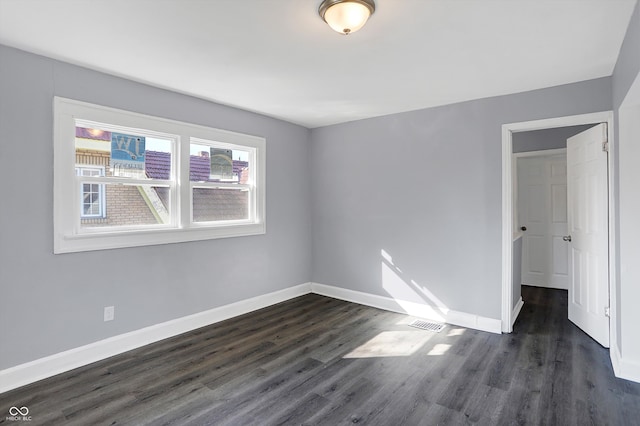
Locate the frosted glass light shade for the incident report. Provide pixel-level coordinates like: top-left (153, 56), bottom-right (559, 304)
top-left (319, 0), bottom-right (375, 35)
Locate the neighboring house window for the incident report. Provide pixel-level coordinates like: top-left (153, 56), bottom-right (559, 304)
top-left (75, 166), bottom-right (105, 218)
top-left (54, 97), bottom-right (266, 253)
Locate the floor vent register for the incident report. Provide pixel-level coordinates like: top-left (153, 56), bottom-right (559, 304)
top-left (408, 319), bottom-right (445, 333)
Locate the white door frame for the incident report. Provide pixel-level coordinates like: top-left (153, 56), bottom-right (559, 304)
top-left (514, 148), bottom-right (567, 159)
top-left (501, 111), bottom-right (616, 336)
top-left (612, 74), bottom-right (640, 382)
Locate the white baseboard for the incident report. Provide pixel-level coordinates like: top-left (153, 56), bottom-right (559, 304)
top-left (611, 343), bottom-right (640, 383)
top-left (310, 282), bottom-right (502, 334)
top-left (511, 297), bottom-right (524, 326)
top-left (0, 283), bottom-right (312, 394)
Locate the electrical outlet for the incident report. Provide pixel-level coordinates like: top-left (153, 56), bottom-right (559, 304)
top-left (104, 306), bottom-right (115, 322)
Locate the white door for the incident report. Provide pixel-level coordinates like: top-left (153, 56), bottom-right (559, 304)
top-left (567, 123), bottom-right (609, 347)
top-left (518, 154), bottom-right (569, 289)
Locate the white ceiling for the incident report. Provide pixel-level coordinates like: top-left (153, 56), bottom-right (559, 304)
top-left (0, 0), bottom-right (636, 128)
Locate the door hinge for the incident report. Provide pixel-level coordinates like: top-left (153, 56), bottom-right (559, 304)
top-left (605, 306), bottom-right (611, 317)
top-left (602, 141), bottom-right (609, 152)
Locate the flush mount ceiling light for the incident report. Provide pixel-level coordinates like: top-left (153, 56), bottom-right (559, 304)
top-left (318, 0), bottom-right (375, 35)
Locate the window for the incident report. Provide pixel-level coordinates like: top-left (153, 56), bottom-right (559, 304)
top-left (189, 140), bottom-right (253, 223)
top-left (75, 166), bottom-right (105, 219)
top-left (54, 97), bottom-right (266, 253)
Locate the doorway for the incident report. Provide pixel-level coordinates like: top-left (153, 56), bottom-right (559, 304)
top-left (516, 149), bottom-right (569, 290)
top-left (501, 112), bottom-right (616, 343)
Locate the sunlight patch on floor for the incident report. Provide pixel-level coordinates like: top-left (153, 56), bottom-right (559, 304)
top-left (427, 343), bottom-right (451, 356)
top-left (343, 331), bottom-right (433, 358)
top-left (447, 328), bottom-right (466, 337)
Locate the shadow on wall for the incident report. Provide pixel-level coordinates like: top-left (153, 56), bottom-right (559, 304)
top-left (380, 248), bottom-right (450, 322)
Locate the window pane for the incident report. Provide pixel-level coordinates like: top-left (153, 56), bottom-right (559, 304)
top-left (189, 143), bottom-right (251, 183)
top-left (82, 184), bottom-right (101, 216)
top-left (80, 168), bottom-right (101, 177)
top-left (75, 126), bottom-right (173, 180)
top-left (80, 184), bottom-right (171, 228)
top-left (192, 188), bottom-right (249, 222)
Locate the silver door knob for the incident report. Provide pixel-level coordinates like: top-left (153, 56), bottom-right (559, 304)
top-left (563, 235), bottom-right (572, 242)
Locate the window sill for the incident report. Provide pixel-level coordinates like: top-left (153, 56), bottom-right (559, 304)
top-left (54, 222), bottom-right (266, 254)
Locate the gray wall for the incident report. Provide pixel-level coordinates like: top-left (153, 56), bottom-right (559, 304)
top-left (612, 0), bottom-right (640, 365)
top-left (512, 124), bottom-right (595, 153)
top-left (310, 77), bottom-right (612, 320)
top-left (0, 45), bottom-right (312, 369)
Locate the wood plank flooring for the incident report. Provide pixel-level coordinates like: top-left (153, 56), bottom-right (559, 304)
top-left (2, 286), bottom-right (640, 425)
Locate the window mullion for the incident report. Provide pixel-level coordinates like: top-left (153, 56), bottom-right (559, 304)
top-left (179, 134), bottom-right (191, 228)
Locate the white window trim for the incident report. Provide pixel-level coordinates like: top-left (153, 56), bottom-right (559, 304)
top-left (54, 97), bottom-right (266, 254)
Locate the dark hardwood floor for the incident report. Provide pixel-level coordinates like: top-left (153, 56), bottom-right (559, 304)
top-left (2, 286), bottom-right (640, 425)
